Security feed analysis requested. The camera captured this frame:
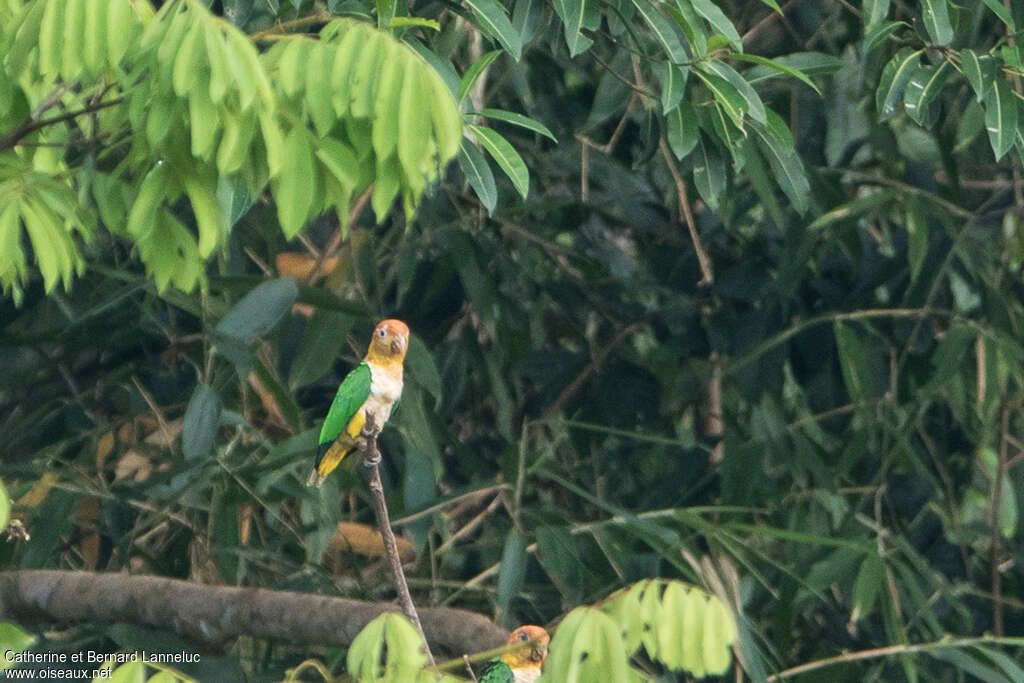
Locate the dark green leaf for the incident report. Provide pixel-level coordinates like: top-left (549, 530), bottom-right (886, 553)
top-left (834, 322), bottom-right (872, 402)
top-left (655, 62), bottom-right (689, 114)
top-left (695, 68), bottom-right (747, 129)
top-left (496, 529), bottom-right (527, 628)
top-left (183, 383), bottom-right (222, 460)
top-left (984, 78), bottom-right (1018, 161)
top-left (458, 138), bottom-right (497, 212)
top-left (864, 0), bottom-right (890, 28)
top-left (903, 61), bottom-right (952, 127)
top-left (690, 0), bottom-right (742, 50)
top-left (666, 100), bottom-right (699, 159)
top-left (702, 60), bottom-right (766, 124)
top-left (631, 0), bottom-right (687, 63)
top-left (458, 49), bottom-right (502, 103)
top-left (921, 0), bottom-right (953, 46)
top-left (693, 137), bottom-right (726, 209)
top-left (470, 124), bottom-right (530, 198)
top-left (215, 278), bottom-right (299, 342)
top-left (464, 0), bottom-right (523, 60)
top-left (536, 525), bottom-right (585, 603)
top-left (475, 108), bottom-right (557, 141)
top-left (862, 20), bottom-right (905, 56)
top-left (553, 0), bottom-right (593, 56)
top-left (731, 52), bottom-right (823, 94)
top-left (980, 0), bottom-right (1015, 29)
top-left (875, 48), bottom-right (922, 120)
top-left (961, 49), bottom-right (997, 103)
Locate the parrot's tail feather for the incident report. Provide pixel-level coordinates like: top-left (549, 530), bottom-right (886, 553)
top-left (306, 469), bottom-right (326, 487)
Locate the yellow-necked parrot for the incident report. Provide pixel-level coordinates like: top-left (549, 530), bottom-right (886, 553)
top-left (479, 625), bottom-right (550, 683)
top-left (306, 319), bottom-right (409, 487)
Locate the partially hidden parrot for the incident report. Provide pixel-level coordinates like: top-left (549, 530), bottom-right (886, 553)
top-left (306, 319), bottom-right (410, 487)
top-left (479, 625), bottom-right (550, 683)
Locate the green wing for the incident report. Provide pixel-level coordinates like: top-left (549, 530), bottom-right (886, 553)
top-left (317, 362), bottom-right (372, 456)
top-left (479, 660), bottom-right (513, 683)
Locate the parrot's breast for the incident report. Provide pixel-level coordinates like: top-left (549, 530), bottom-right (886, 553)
top-left (363, 363), bottom-right (403, 428)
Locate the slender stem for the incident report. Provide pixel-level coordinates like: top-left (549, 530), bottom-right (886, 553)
top-left (359, 417), bottom-right (436, 666)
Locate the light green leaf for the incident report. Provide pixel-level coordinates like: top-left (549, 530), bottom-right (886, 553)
top-left (0, 622), bottom-right (36, 671)
top-left (834, 321), bottom-right (871, 402)
top-left (850, 554), bottom-right (884, 623)
top-left (544, 607), bottom-right (630, 683)
top-left (0, 480), bottom-right (8, 531)
top-left (808, 190), bottom-right (892, 231)
top-left (464, 0), bottom-right (523, 60)
top-left (984, 78), bottom-right (1017, 161)
top-left (905, 199), bottom-right (928, 283)
top-left (182, 174), bottom-right (228, 258)
top-left (470, 124), bottom-right (529, 198)
top-left (458, 138), bottom-right (497, 211)
top-left (275, 126), bottom-right (317, 237)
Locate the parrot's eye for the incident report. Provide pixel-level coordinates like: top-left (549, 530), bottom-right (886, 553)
top-left (377, 328), bottom-right (387, 338)
top-left (518, 632), bottom-right (529, 641)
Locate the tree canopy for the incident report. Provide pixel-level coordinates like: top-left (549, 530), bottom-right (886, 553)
top-left (2, 0), bottom-right (1024, 680)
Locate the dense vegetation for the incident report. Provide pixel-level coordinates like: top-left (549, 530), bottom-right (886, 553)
top-left (2, 0), bottom-right (1024, 680)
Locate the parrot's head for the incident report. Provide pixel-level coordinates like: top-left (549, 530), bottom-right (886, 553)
top-left (367, 319), bottom-right (410, 365)
top-left (501, 625), bottom-right (550, 670)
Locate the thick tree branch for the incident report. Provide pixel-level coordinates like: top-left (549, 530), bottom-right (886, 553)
top-left (0, 570), bottom-right (507, 655)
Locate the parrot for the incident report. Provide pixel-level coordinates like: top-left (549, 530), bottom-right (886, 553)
top-left (478, 625), bottom-right (550, 683)
top-left (306, 319), bottom-right (410, 487)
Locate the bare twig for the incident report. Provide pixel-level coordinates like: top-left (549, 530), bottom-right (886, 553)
top-left (462, 654), bottom-right (479, 682)
top-left (659, 138), bottom-right (713, 286)
top-left (359, 416), bottom-right (436, 666)
top-left (0, 98), bottom-right (123, 151)
top-left (992, 403), bottom-right (1010, 636)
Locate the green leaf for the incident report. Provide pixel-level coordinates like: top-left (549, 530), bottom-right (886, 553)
top-left (0, 480), bottom-right (8, 531)
top-left (905, 199), bottom-right (928, 283)
top-left (862, 20), bottom-right (905, 56)
top-left (464, 0), bottom-right (523, 61)
top-left (536, 525), bottom-right (585, 603)
top-left (475, 108), bottom-right (558, 141)
top-left (695, 68), bottom-right (747, 129)
top-left (921, 0), bottom-right (953, 45)
top-left (289, 311), bottom-right (357, 389)
top-left (496, 529), bottom-right (527, 627)
top-left (693, 137), bottom-right (726, 210)
top-left (275, 126), bottom-right (317, 237)
top-left (458, 49), bottom-right (502, 103)
top-left (470, 124), bottom-right (530, 198)
top-left (903, 61), bottom-right (952, 127)
top-left (458, 138), bottom-right (497, 212)
top-left (751, 112), bottom-right (810, 214)
top-left (730, 52), bottom-right (822, 95)
top-left (631, 0), bottom-right (687, 63)
top-left (669, 0), bottom-right (707, 57)
top-left (850, 554), bottom-right (884, 623)
top-left (666, 100), bottom-right (699, 160)
top-left (347, 614), bottom-right (428, 679)
top-left (655, 62), bottom-right (689, 114)
top-left (961, 49), bottom-right (994, 103)
top-left (544, 607), bottom-right (630, 683)
top-left (183, 383), bottom-right (222, 460)
top-left (834, 321), bottom-right (872, 402)
top-left (405, 334), bottom-right (443, 404)
top-left (925, 324), bottom-right (975, 395)
top-left (553, 0), bottom-right (593, 56)
top-left (216, 278), bottom-right (299, 342)
top-left (702, 60), bottom-right (766, 124)
top-left (808, 190), bottom-right (892, 231)
top-left (984, 78), bottom-right (1018, 161)
top-left (864, 0), bottom-right (890, 28)
top-left (930, 648), bottom-right (1012, 683)
top-left (875, 48), bottom-right (922, 121)
top-left (980, 0), bottom-right (1015, 30)
top-left (690, 0), bottom-right (742, 51)
top-left (0, 622), bottom-right (36, 671)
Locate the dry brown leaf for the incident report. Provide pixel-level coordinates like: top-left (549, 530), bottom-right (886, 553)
top-left (79, 533), bottom-right (101, 570)
top-left (276, 252), bottom-right (339, 280)
top-left (115, 450), bottom-right (153, 482)
top-left (95, 431), bottom-right (116, 473)
top-left (15, 472), bottom-right (59, 508)
top-left (76, 497), bottom-right (101, 525)
top-left (328, 521), bottom-right (415, 562)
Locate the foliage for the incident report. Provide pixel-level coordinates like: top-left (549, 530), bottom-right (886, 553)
top-left (3, 0), bottom-right (1024, 681)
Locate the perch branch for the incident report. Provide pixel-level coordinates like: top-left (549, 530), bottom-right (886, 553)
top-left (0, 570), bottom-right (508, 654)
top-left (359, 416), bottom-right (436, 666)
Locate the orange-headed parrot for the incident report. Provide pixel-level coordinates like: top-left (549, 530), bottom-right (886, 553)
top-left (479, 625), bottom-right (550, 683)
top-left (306, 319), bottom-right (409, 487)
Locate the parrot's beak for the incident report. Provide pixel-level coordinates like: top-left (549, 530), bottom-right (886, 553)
top-left (531, 640), bottom-right (548, 662)
top-left (391, 334), bottom-right (406, 355)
